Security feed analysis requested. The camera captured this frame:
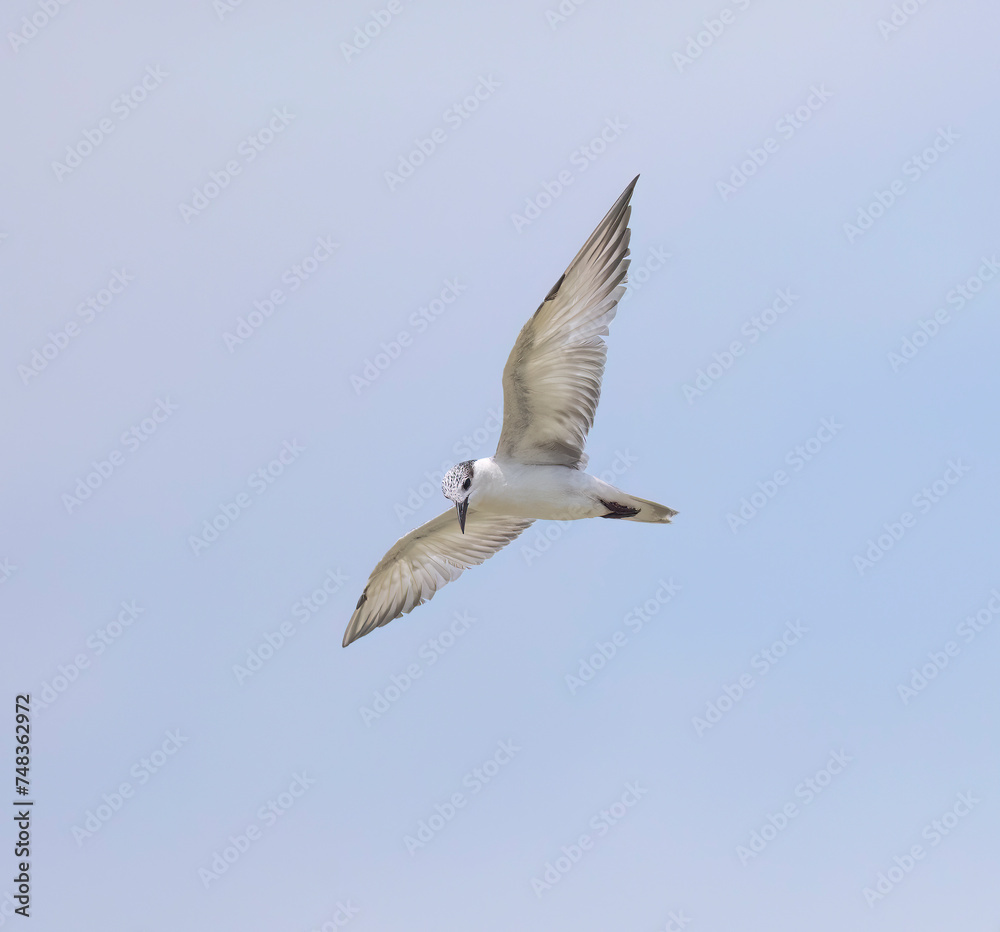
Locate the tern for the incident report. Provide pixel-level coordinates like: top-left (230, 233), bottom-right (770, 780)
top-left (343, 175), bottom-right (676, 647)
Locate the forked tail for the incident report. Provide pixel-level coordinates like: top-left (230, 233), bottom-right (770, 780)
top-left (598, 493), bottom-right (678, 523)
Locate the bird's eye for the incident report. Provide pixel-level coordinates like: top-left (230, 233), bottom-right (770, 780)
top-left (462, 478), bottom-right (472, 490)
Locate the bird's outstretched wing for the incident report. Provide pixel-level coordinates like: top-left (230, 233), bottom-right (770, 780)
top-left (343, 508), bottom-right (534, 646)
top-left (496, 175), bottom-right (637, 470)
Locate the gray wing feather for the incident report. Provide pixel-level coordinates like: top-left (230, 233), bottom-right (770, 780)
top-left (342, 508), bottom-right (534, 646)
top-left (496, 175), bottom-right (638, 469)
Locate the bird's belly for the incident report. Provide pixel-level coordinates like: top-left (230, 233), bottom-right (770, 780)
top-left (473, 464), bottom-right (602, 520)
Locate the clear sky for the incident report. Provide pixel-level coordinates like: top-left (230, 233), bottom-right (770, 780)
top-left (2, 1), bottom-right (999, 929)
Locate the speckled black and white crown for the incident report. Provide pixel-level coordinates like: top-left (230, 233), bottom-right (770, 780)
top-left (441, 460), bottom-right (475, 502)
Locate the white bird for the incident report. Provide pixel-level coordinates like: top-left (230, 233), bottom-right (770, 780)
top-left (343, 175), bottom-right (676, 647)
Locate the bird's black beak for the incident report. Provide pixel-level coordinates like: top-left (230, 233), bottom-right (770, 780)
top-left (456, 498), bottom-right (469, 534)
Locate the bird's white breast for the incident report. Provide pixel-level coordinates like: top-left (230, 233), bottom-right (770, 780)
top-left (469, 457), bottom-right (605, 520)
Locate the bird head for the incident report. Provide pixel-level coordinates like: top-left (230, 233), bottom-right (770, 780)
top-left (441, 460), bottom-right (475, 533)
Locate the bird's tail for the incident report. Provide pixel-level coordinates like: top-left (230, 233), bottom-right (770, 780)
top-left (599, 492), bottom-right (678, 524)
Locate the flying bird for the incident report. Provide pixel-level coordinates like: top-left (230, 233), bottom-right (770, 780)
top-left (343, 175), bottom-right (676, 646)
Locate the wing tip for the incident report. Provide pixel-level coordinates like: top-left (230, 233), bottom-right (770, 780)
top-left (598, 175), bottom-right (639, 246)
top-left (342, 591), bottom-right (367, 646)
top-left (342, 617), bottom-right (361, 647)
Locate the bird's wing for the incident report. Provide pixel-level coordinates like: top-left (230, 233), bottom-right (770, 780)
top-left (343, 508), bottom-right (534, 646)
top-left (496, 175), bottom-right (637, 470)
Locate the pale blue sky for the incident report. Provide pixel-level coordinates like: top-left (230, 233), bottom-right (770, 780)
top-left (3, 1), bottom-right (999, 929)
